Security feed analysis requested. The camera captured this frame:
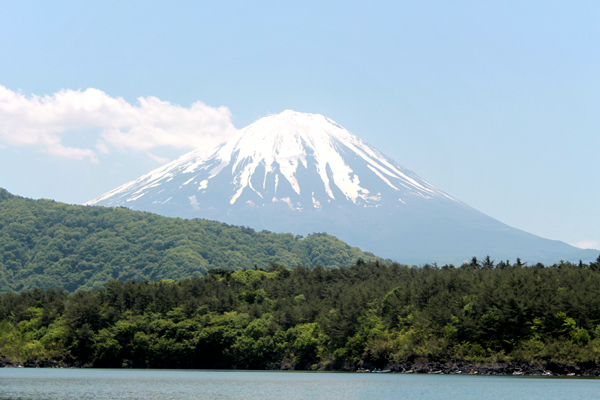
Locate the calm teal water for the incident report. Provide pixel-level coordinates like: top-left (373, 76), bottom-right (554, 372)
top-left (0, 369), bottom-right (598, 400)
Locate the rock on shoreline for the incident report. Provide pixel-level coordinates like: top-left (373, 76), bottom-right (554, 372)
top-left (379, 360), bottom-right (600, 376)
top-left (2, 355), bottom-right (600, 376)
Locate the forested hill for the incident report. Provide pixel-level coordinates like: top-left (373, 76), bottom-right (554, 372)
top-left (0, 188), bottom-right (377, 293)
top-left (2, 260), bottom-right (600, 371)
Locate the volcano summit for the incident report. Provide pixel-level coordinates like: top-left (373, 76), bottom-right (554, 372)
top-left (86, 110), bottom-right (586, 264)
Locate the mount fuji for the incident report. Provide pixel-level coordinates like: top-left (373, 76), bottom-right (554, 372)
top-left (86, 110), bottom-right (588, 264)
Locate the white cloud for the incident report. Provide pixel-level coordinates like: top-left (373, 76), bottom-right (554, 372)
top-left (0, 85), bottom-right (237, 162)
top-left (146, 152), bottom-right (170, 164)
top-left (573, 240), bottom-right (600, 250)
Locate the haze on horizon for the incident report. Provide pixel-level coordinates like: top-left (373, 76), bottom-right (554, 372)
top-left (0, 1), bottom-right (598, 250)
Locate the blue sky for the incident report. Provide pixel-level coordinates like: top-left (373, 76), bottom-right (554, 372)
top-left (0, 1), bottom-right (598, 249)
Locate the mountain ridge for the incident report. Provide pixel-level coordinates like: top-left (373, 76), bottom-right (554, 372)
top-left (86, 110), bottom-right (595, 264)
top-left (86, 110), bottom-right (456, 209)
top-left (0, 187), bottom-right (377, 293)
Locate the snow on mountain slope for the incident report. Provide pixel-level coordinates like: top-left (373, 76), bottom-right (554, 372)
top-left (86, 110), bottom-right (583, 264)
top-left (86, 110), bottom-right (455, 210)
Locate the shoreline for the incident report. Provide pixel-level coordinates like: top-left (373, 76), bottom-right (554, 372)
top-left (380, 360), bottom-right (600, 377)
top-left (2, 357), bottom-right (599, 377)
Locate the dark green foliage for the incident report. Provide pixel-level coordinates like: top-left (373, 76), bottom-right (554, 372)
top-left (0, 188), bottom-right (376, 293)
top-left (2, 260), bottom-right (600, 369)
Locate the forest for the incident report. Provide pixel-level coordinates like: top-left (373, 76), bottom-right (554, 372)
top-left (0, 188), bottom-right (376, 293)
top-left (2, 258), bottom-right (600, 372)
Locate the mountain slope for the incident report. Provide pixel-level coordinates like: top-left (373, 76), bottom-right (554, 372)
top-left (0, 188), bottom-right (377, 292)
top-left (86, 110), bottom-right (592, 264)
top-left (88, 110), bottom-right (454, 209)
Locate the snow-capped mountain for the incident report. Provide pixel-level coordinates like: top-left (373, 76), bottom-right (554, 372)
top-left (86, 110), bottom-right (585, 264)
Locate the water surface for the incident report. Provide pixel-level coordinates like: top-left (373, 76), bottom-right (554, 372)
top-left (0, 369), bottom-right (597, 400)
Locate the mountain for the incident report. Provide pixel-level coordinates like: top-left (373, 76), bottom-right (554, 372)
top-left (86, 110), bottom-right (593, 264)
top-left (0, 188), bottom-right (376, 292)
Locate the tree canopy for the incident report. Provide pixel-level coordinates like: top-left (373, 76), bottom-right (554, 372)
top-left (0, 188), bottom-right (376, 293)
top-left (2, 259), bottom-right (600, 370)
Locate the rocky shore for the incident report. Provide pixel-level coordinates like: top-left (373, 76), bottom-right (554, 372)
top-left (2, 354), bottom-right (600, 376)
top-left (0, 356), bottom-right (61, 368)
top-left (379, 360), bottom-right (600, 376)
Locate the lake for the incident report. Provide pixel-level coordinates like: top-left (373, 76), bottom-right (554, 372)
top-left (0, 369), bottom-right (598, 400)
